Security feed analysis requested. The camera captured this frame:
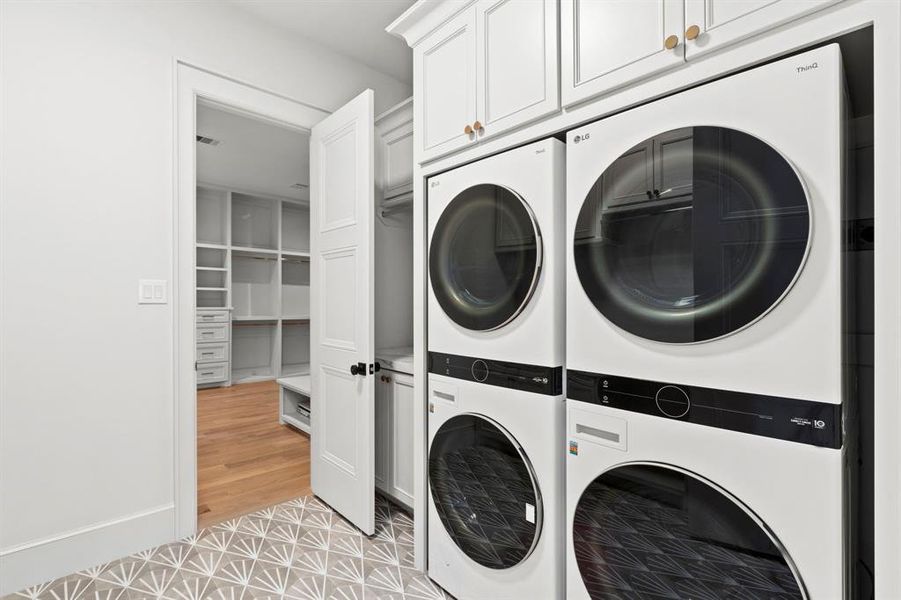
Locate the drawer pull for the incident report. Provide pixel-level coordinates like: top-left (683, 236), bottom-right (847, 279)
top-left (201, 331), bottom-right (214, 337)
top-left (200, 371), bottom-right (215, 377)
top-left (576, 424), bottom-right (620, 443)
top-left (201, 352), bottom-right (215, 358)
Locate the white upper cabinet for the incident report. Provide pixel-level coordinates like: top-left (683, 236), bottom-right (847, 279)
top-left (683, 0), bottom-right (843, 59)
top-left (475, 0), bottom-right (559, 140)
top-left (375, 99), bottom-right (415, 200)
top-left (410, 0), bottom-right (559, 162)
top-left (415, 9), bottom-right (477, 160)
top-left (562, 0), bottom-right (685, 107)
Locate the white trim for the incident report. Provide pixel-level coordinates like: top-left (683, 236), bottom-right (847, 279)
top-left (174, 61), bottom-right (329, 540)
top-left (0, 505), bottom-right (175, 595)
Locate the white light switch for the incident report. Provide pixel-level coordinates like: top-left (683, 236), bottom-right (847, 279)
top-left (139, 279), bottom-right (168, 304)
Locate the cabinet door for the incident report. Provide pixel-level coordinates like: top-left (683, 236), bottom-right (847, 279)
top-left (475, 0), bottom-right (559, 140)
top-left (683, 0), bottom-right (843, 59)
top-left (389, 371), bottom-right (415, 507)
top-left (415, 8), bottom-right (477, 161)
top-left (375, 374), bottom-right (391, 493)
top-left (562, 0), bottom-right (685, 107)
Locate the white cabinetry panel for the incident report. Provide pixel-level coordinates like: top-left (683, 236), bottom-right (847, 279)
top-left (375, 370), bottom-right (415, 508)
top-left (683, 0), bottom-right (842, 58)
top-left (476, 0), bottom-right (559, 138)
top-left (562, 0), bottom-right (685, 107)
top-left (416, 9), bottom-right (477, 160)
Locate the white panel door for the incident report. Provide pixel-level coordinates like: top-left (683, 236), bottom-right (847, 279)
top-left (475, 0), bottom-right (559, 139)
top-left (415, 7), bottom-right (477, 161)
top-left (310, 89), bottom-right (376, 535)
top-left (683, 0), bottom-right (842, 59)
top-left (562, 0), bottom-right (685, 107)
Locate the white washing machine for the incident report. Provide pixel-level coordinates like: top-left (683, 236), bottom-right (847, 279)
top-left (565, 44), bottom-right (845, 403)
top-left (566, 374), bottom-right (851, 599)
top-left (427, 357), bottom-right (564, 600)
top-left (428, 138), bottom-right (564, 368)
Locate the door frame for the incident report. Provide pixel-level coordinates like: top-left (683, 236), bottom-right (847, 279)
top-left (173, 62), bottom-right (329, 538)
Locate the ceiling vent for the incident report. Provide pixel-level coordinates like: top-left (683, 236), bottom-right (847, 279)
top-left (290, 183), bottom-right (309, 190)
top-left (196, 135), bottom-right (221, 146)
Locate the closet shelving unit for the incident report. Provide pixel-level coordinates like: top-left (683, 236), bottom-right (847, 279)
top-left (195, 184), bottom-right (311, 387)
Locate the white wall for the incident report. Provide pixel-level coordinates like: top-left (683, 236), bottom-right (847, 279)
top-left (0, 1), bottom-right (410, 592)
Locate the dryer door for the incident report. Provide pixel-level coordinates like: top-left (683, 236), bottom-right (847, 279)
top-left (572, 464), bottom-right (804, 599)
top-left (429, 414), bottom-right (542, 569)
top-left (573, 126), bottom-right (810, 343)
top-left (429, 184), bottom-right (542, 331)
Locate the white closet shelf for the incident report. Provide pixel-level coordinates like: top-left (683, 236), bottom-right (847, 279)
top-left (280, 363), bottom-right (311, 378)
top-left (196, 242), bottom-right (228, 250)
top-left (196, 287), bottom-right (227, 292)
top-left (282, 251), bottom-right (311, 260)
top-left (233, 315), bottom-right (278, 322)
top-left (196, 266), bottom-right (228, 272)
top-left (282, 315), bottom-right (311, 321)
top-left (232, 246), bottom-right (279, 258)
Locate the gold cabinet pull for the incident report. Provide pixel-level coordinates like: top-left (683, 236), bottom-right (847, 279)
top-left (464, 124), bottom-right (473, 135)
top-left (664, 34), bottom-right (679, 50)
top-left (686, 24), bottom-right (700, 40)
top-left (473, 120), bottom-right (483, 132)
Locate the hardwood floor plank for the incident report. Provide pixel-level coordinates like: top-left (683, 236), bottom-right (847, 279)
top-left (197, 380), bottom-right (311, 528)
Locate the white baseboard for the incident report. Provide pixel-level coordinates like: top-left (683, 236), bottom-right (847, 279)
top-left (0, 504), bottom-right (175, 595)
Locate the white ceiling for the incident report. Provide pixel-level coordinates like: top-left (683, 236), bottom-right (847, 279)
top-left (197, 104), bottom-right (310, 201)
top-left (227, 0), bottom-right (416, 84)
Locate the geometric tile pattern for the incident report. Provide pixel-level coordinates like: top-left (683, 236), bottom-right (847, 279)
top-left (572, 475), bottom-right (803, 600)
top-left (4, 495), bottom-right (451, 600)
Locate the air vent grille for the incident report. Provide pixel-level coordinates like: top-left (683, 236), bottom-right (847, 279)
top-left (196, 135), bottom-right (221, 146)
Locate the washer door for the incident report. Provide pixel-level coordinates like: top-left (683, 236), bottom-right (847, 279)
top-left (573, 127), bottom-right (810, 343)
top-left (573, 464), bottom-right (804, 599)
top-left (430, 184), bottom-right (542, 331)
top-left (429, 414), bottom-right (542, 569)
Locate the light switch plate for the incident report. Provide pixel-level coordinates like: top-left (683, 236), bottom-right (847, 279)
top-left (138, 279), bottom-right (168, 304)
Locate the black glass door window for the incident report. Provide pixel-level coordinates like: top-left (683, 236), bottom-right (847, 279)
top-left (430, 184), bottom-right (541, 331)
top-left (573, 465), bottom-right (804, 599)
top-left (574, 127), bottom-right (810, 343)
top-left (429, 414), bottom-right (541, 569)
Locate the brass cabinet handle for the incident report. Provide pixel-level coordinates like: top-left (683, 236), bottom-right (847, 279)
top-left (473, 120), bottom-right (483, 132)
top-left (664, 34), bottom-right (679, 50)
top-left (686, 24), bottom-right (700, 40)
top-left (464, 124), bottom-right (473, 135)
top-left (385, 377), bottom-right (392, 383)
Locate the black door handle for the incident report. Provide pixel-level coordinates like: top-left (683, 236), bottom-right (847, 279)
top-left (350, 362), bottom-right (367, 376)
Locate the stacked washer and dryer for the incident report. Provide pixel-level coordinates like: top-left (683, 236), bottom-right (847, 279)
top-left (565, 45), bottom-right (853, 599)
top-left (426, 138), bottom-right (566, 600)
top-left (425, 44), bottom-right (853, 600)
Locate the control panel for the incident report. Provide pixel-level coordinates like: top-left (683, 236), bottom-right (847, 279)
top-left (429, 351), bottom-right (562, 396)
top-left (569, 370), bottom-right (842, 449)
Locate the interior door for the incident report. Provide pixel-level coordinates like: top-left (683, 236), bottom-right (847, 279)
top-left (310, 89), bottom-right (376, 535)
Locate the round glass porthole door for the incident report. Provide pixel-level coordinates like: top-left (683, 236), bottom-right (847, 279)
top-left (429, 414), bottom-right (542, 569)
top-left (573, 127), bottom-right (810, 343)
top-left (430, 184), bottom-right (542, 331)
top-left (573, 465), bottom-right (804, 599)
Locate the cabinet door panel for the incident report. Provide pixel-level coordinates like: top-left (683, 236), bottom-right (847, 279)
top-left (476, 0), bottom-right (559, 138)
top-left (390, 372), bottom-right (415, 507)
top-left (415, 9), bottom-right (476, 161)
top-left (375, 375), bottom-right (390, 492)
top-left (562, 0), bottom-right (685, 107)
top-left (683, 0), bottom-right (842, 59)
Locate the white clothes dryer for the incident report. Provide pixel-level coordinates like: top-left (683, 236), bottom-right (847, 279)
top-left (427, 355), bottom-right (565, 600)
top-left (566, 372), bottom-right (851, 599)
top-left (565, 44), bottom-right (846, 404)
top-left (428, 138), bottom-right (564, 368)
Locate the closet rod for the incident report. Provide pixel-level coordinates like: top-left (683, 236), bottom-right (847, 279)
top-left (380, 194), bottom-right (413, 217)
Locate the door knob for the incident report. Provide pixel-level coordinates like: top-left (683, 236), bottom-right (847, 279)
top-left (685, 25), bottom-right (700, 40)
top-left (473, 120), bottom-right (484, 132)
top-left (664, 34), bottom-right (679, 50)
top-left (464, 124), bottom-right (473, 135)
top-left (350, 362), bottom-right (366, 376)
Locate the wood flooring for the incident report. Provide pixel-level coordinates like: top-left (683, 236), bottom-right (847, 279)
top-left (197, 380), bottom-right (311, 528)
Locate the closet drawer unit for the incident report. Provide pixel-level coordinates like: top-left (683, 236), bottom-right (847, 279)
top-left (196, 323), bottom-right (229, 343)
top-left (196, 361), bottom-right (229, 384)
top-left (196, 342), bottom-right (229, 364)
top-left (197, 309), bottom-right (230, 323)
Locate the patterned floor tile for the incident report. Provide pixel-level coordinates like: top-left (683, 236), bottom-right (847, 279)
top-left (3, 496), bottom-right (450, 600)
